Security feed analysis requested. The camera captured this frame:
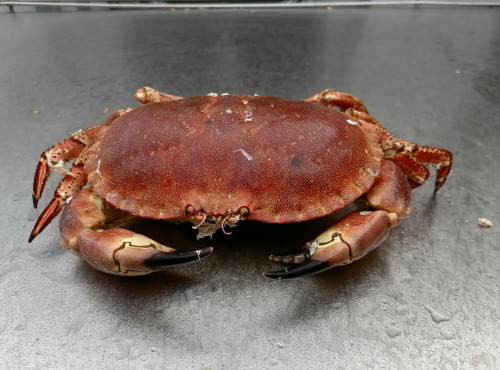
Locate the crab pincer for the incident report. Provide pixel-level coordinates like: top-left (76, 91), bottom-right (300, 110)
top-left (75, 228), bottom-right (212, 276)
top-left (264, 210), bottom-right (399, 279)
top-left (55, 188), bottom-right (212, 276)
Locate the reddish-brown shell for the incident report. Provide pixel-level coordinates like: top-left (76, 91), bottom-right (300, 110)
top-left (85, 95), bottom-right (383, 223)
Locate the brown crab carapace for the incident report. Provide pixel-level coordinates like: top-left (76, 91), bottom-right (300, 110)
top-left (29, 87), bottom-right (452, 278)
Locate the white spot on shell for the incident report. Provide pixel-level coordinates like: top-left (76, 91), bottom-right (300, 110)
top-left (242, 100), bottom-right (248, 104)
top-left (226, 109), bottom-right (233, 114)
top-left (347, 119), bottom-right (359, 126)
top-left (234, 149), bottom-right (253, 161)
top-left (95, 159), bottom-right (102, 177)
top-left (207, 92), bottom-right (218, 97)
top-left (244, 109), bottom-right (253, 122)
top-left (65, 196), bottom-right (73, 204)
top-left (366, 168), bottom-right (379, 177)
top-left (360, 211), bottom-right (373, 216)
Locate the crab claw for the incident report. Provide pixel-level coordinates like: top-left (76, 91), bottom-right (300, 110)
top-left (263, 259), bottom-right (329, 280)
top-left (263, 238), bottom-right (348, 280)
top-left (52, 188), bottom-right (213, 276)
top-left (77, 228), bottom-right (213, 276)
top-left (263, 210), bottom-right (398, 279)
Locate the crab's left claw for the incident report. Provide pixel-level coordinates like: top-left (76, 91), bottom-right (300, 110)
top-left (76, 229), bottom-right (213, 276)
top-left (264, 210), bottom-right (398, 279)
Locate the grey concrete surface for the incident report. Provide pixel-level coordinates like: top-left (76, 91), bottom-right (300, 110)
top-left (0, 6), bottom-right (499, 369)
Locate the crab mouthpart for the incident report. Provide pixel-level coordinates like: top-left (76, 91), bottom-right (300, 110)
top-left (187, 209), bottom-right (244, 239)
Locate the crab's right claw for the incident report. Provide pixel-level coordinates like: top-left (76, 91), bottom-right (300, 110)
top-left (77, 228), bottom-right (213, 276)
top-left (263, 210), bottom-right (398, 279)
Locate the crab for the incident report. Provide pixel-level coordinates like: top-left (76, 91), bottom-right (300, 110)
top-left (29, 87), bottom-right (452, 278)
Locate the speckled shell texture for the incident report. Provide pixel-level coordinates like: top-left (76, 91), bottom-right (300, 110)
top-left (85, 95), bottom-right (383, 223)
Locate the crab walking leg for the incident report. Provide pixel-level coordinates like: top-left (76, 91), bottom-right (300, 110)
top-left (60, 189), bottom-right (213, 276)
top-left (347, 110), bottom-right (453, 190)
top-left (32, 125), bottom-right (105, 208)
top-left (305, 89), bottom-right (369, 114)
top-left (375, 133), bottom-right (453, 191)
top-left (28, 165), bottom-right (88, 242)
top-left (134, 86), bottom-right (183, 105)
top-left (306, 90), bottom-right (453, 191)
top-left (264, 160), bottom-right (412, 279)
top-left (405, 147), bottom-right (452, 191)
top-left (104, 108), bottom-right (133, 126)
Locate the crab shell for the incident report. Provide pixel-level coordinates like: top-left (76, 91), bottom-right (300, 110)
top-left (84, 94), bottom-right (383, 224)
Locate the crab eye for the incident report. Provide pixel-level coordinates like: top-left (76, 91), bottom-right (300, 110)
top-left (185, 205), bottom-right (195, 216)
top-left (238, 207), bottom-right (250, 217)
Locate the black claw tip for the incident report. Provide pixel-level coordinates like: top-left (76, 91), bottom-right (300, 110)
top-left (28, 230), bottom-right (36, 243)
top-left (144, 247), bottom-right (213, 269)
top-left (263, 259), bottom-right (329, 280)
top-left (32, 194), bottom-right (39, 209)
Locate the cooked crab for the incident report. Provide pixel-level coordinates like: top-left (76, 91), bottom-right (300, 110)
top-left (29, 87), bottom-right (452, 278)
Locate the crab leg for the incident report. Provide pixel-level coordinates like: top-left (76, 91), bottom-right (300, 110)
top-left (32, 125), bottom-right (105, 208)
top-left (104, 108), bottom-right (133, 126)
top-left (348, 109), bottom-right (453, 190)
top-left (306, 89), bottom-right (453, 191)
top-left (29, 165), bottom-right (88, 242)
top-left (264, 160), bottom-right (411, 279)
top-left (29, 125), bottom-right (107, 242)
top-left (264, 210), bottom-right (399, 279)
top-left (134, 86), bottom-right (183, 105)
top-left (306, 89), bottom-right (370, 114)
top-left (60, 189), bottom-right (212, 276)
